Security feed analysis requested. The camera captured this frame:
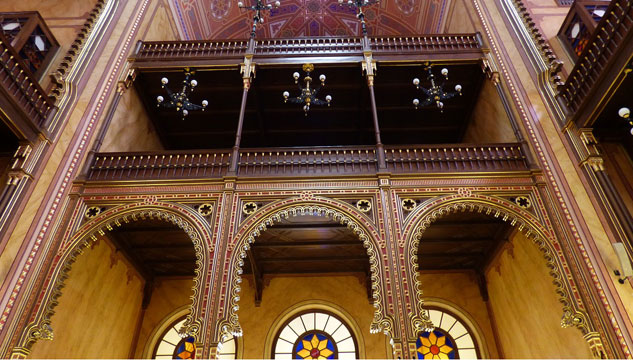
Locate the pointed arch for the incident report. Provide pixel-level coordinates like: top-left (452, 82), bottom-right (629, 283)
top-left (403, 193), bottom-right (593, 340)
top-left (216, 195), bottom-right (395, 344)
top-left (13, 200), bottom-right (214, 353)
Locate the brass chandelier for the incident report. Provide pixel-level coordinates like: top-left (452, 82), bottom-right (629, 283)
top-left (412, 64), bottom-right (462, 112)
top-left (282, 63), bottom-right (332, 115)
top-left (156, 68), bottom-right (208, 119)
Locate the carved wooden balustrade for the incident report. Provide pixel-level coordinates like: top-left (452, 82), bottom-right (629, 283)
top-left (557, 0), bottom-right (633, 126)
top-left (0, 30), bottom-right (56, 137)
top-left (384, 144), bottom-right (528, 173)
top-left (132, 34), bottom-right (484, 67)
top-left (86, 143), bottom-right (528, 182)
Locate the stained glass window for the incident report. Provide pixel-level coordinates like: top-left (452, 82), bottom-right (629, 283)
top-left (153, 317), bottom-right (236, 359)
top-left (416, 308), bottom-right (479, 359)
top-left (273, 311), bottom-right (357, 359)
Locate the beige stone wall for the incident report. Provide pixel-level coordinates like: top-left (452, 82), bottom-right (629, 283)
top-left (237, 275), bottom-right (389, 359)
top-left (485, 231), bottom-right (593, 358)
top-left (28, 238), bottom-right (144, 358)
top-left (133, 278), bottom-right (195, 358)
top-left (100, 87), bottom-right (164, 152)
top-left (462, 79), bottom-right (516, 144)
top-left (419, 271), bottom-right (500, 358)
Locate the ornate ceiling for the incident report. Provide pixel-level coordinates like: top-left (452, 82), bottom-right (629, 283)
top-left (168, 0), bottom-right (450, 40)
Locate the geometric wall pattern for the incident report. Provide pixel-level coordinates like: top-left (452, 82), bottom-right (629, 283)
top-left (168, 0), bottom-right (450, 40)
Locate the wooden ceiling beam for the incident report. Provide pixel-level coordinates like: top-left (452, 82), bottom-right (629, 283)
top-left (257, 255), bottom-right (369, 263)
top-left (252, 240), bottom-right (361, 248)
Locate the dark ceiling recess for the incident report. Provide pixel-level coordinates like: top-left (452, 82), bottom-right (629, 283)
top-left (135, 62), bottom-right (485, 150)
top-left (418, 211), bottom-right (513, 271)
top-left (0, 119), bottom-right (19, 156)
top-left (242, 214), bottom-right (372, 304)
top-left (592, 74), bottom-right (633, 158)
top-left (107, 219), bottom-right (196, 278)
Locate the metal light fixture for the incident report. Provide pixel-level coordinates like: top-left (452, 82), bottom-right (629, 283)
top-left (337, 0), bottom-right (380, 35)
top-left (412, 65), bottom-right (462, 112)
top-left (156, 68), bottom-right (208, 119)
top-left (619, 107), bottom-right (632, 135)
top-left (238, 0), bottom-right (281, 37)
top-left (283, 63), bottom-right (332, 116)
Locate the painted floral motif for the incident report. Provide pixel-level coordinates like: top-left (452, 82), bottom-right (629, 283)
top-left (295, 333), bottom-right (335, 359)
top-left (416, 330), bottom-right (456, 359)
top-left (210, 0), bottom-right (231, 20)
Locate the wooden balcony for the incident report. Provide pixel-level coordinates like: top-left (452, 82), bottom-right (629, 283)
top-left (85, 143), bottom-right (529, 182)
top-left (131, 34), bottom-right (485, 68)
top-left (557, 0), bottom-right (633, 127)
top-left (0, 25), bottom-right (56, 141)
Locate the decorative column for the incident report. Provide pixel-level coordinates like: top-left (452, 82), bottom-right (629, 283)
top-left (228, 44), bottom-right (255, 175)
top-left (362, 47), bottom-right (387, 171)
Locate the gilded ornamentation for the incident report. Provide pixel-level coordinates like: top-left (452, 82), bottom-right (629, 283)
top-left (197, 203), bottom-right (214, 216)
top-left (356, 199), bottom-right (372, 213)
top-left (84, 206), bottom-right (102, 219)
top-left (402, 198), bottom-right (417, 211)
top-left (221, 200), bottom-right (393, 344)
top-left (14, 202), bottom-right (212, 353)
top-left (406, 195), bottom-right (591, 339)
top-left (513, 196), bottom-right (531, 209)
top-left (242, 202), bottom-right (258, 215)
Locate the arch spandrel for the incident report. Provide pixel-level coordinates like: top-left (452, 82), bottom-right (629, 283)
top-left (216, 195), bottom-right (398, 347)
top-left (13, 200), bottom-right (214, 355)
top-left (402, 192), bottom-right (605, 355)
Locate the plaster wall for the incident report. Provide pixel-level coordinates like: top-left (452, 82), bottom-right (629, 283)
top-left (100, 87), bottom-right (163, 152)
top-left (419, 271), bottom-right (500, 358)
top-left (485, 231), bottom-right (593, 358)
top-left (0, 0), bottom-right (100, 89)
top-left (28, 238), bottom-right (144, 358)
top-left (133, 277), bottom-right (195, 358)
top-left (444, 0), bottom-right (478, 33)
top-left (237, 275), bottom-right (389, 359)
top-left (462, 79), bottom-right (516, 143)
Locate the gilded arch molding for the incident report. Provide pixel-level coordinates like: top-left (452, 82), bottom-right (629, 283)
top-left (216, 196), bottom-right (396, 344)
top-left (403, 193), bottom-right (603, 351)
top-left (13, 200), bottom-right (214, 354)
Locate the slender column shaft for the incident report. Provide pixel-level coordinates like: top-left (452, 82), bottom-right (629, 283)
top-left (229, 86), bottom-right (249, 174)
top-left (368, 81), bottom-right (387, 170)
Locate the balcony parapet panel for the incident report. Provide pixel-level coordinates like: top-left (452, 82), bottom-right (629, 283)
top-left (85, 143), bottom-right (528, 182)
top-left (557, 0), bottom-right (633, 127)
top-left (0, 30), bottom-right (56, 141)
top-left (131, 34), bottom-right (485, 68)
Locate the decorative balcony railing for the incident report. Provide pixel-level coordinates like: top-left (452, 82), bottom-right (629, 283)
top-left (0, 30), bottom-right (56, 131)
top-left (558, 0), bottom-right (633, 122)
top-left (384, 144), bottom-right (527, 173)
top-left (86, 143), bottom-right (528, 182)
top-left (132, 34), bottom-right (484, 65)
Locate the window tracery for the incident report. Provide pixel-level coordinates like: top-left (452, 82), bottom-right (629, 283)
top-left (272, 311), bottom-right (358, 359)
top-left (416, 308), bottom-right (479, 359)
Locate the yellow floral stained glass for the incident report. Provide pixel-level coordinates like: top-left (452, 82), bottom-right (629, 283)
top-left (294, 333), bottom-right (335, 359)
top-left (416, 330), bottom-right (456, 359)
